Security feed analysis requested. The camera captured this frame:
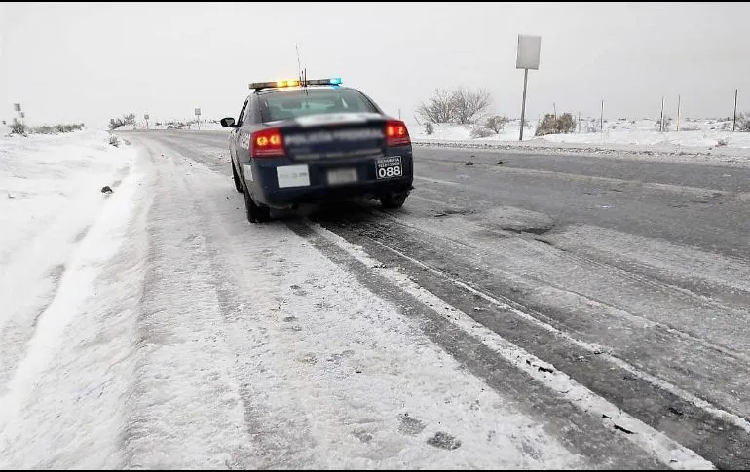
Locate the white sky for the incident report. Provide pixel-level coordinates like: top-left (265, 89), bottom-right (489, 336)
top-left (2, 2), bottom-right (749, 128)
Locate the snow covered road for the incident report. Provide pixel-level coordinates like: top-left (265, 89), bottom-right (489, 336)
top-left (1, 129), bottom-right (748, 469)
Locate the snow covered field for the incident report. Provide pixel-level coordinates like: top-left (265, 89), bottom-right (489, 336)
top-left (405, 118), bottom-right (750, 165)
top-left (115, 121), bottom-right (227, 131)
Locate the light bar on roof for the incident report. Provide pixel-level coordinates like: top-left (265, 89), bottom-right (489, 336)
top-left (306, 78), bottom-right (342, 86)
top-left (249, 79), bottom-right (299, 90)
top-left (248, 78), bottom-right (342, 90)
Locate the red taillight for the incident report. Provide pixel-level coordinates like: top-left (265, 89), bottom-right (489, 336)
top-left (385, 120), bottom-right (410, 147)
top-left (251, 128), bottom-right (284, 157)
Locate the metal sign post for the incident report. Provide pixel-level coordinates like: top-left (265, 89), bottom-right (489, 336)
top-left (659, 96), bottom-right (665, 132)
top-left (195, 108), bottom-right (201, 130)
top-left (144, 114), bottom-right (150, 130)
top-left (516, 35), bottom-right (541, 141)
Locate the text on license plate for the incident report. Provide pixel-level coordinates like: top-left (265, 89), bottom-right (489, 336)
top-left (376, 156), bottom-right (402, 179)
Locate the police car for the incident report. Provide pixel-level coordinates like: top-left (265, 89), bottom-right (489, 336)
top-left (221, 77), bottom-right (413, 223)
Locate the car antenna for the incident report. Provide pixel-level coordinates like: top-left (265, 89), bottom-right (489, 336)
top-left (303, 68), bottom-right (310, 98)
top-left (296, 43), bottom-right (302, 84)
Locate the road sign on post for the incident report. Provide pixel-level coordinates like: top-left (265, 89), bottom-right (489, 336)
top-left (13, 103), bottom-right (21, 112)
top-left (144, 114), bottom-right (150, 130)
top-left (195, 108), bottom-right (201, 130)
top-left (516, 35), bottom-right (541, 141)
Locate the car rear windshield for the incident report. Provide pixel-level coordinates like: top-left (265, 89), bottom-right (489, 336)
top-left (259, 88), bottom-right (379, 122)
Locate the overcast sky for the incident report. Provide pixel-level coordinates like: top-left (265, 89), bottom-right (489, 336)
top-left (2, 2), bottom-right (749, 128)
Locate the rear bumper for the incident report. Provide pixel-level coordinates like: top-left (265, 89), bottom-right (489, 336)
top-left (242, 150), bottom-right (413, 207)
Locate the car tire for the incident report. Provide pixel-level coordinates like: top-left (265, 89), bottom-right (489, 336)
top-left (380, 191), bottom-right (409, 209)
top-left (232, 162), bottom-right (244, 194)
top-left (243, 187), bottom-right (271, 223)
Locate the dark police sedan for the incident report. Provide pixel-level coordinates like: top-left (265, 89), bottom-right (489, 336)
top-left (221, 78), bottom-right (413, 223)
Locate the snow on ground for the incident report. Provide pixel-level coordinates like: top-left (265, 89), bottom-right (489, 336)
top-left (115, 120), bottom-right (228, 131)
top-left (0, 133), bottom-right (600, 469)
top-left (407, 119), bottom-right (750, 164)
top-left (0, 129), bottom-right (137, 402)
top-left (0, 122), bottom-right (740, 467)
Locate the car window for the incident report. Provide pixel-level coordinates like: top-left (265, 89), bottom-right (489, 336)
top-left (259, 89), bottom-right (378, 123)
top-left (237, 99), bottom-right (249, 126)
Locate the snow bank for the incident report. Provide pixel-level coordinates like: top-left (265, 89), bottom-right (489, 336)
top-left (0, 129), bottom-right (137, 348)
top-left (407, 119), bottom-right (750, 161)
top-left (115, 121), bottom-right (228, 131)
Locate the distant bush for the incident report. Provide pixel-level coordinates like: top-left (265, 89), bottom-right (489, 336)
top-left (737, 112), bottom-right (750, 131)
top-left (485, 115), bottom-right (509, 134)
top-left (656, 115), bottom-right (673, 131)
top-left (29, 123), bottom-right (85, 134)
top-left (109, 135), bottom-right (120, 147)
top-left (470, 125), bottom-right (494, 138)
top-left (535, 113), bottom-right (576, 136)
top-left (680, 125), bottom-right (700, 131)
top-left (423, 122), bottom-right (434, 135)
top-left (109, 113), bottom-right (136, 130)
top-left (10, 122), bottom-right (27, 136)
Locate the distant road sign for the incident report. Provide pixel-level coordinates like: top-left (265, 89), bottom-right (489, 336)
top-left (13, 103), bottom-right (21, 112)
top-left (144, 114), bottom-right (150, 120)
top-left (195, 108), bottom-right (201, 116)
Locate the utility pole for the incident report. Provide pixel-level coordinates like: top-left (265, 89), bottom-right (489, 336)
top-left (676, 95), bottom-right (681, 131)
top-left (553, 102), bottom-right (556, 120)
top-left (733, 89), bottom-right (738, 132)
top-left (600, 100), bottom-right (604, 132)
top-left (659, 96), bottom-right (665, 132)
top-left (578, 111), bottom-right (581, 133)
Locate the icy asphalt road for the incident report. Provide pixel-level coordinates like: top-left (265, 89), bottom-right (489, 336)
top-left (2, 128), bottom-right (748, 469)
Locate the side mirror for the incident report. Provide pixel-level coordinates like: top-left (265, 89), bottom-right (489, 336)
top-left (220, 117), bottom-right (236, 128)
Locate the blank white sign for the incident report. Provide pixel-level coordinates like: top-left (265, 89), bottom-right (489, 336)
top-left (516, 35), bottom-right (541, 70)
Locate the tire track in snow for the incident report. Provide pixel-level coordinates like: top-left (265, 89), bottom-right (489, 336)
top-left (139, 134), bottom-right (605, 469)
top-left (335, 203), bottom-right (750, 424)
top-left (286, 219), bottom-right (712, 469)
top-left (307, 208), bottom-right (748, 469)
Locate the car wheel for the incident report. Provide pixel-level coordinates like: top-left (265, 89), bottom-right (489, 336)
top-left (232, 162), bottom-right (244, 194)
top-left (380, 191), bottom-right (409, 209)
top-left (243, 188), bottom-right (271, 223)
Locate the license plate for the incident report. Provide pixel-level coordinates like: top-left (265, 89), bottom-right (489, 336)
top-left (375, 156), bottom-right (403, 179)
top-left (327, 167), bottom-right (358, 186)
